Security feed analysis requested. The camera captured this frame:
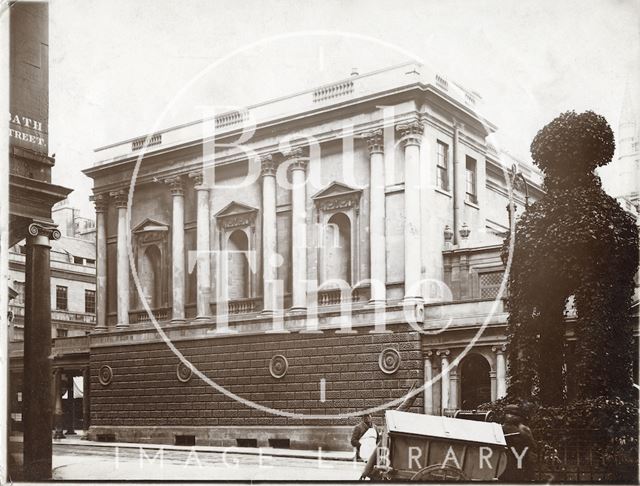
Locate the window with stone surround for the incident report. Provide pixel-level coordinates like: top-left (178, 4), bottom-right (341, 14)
top-left (85, 289), bottom-right (96, 314)
top-left (479, 271), bottom-right (505, 299)
top-left (312, 182), bottom-right (362, 289)
top-left (56, 285), bottom-right (68, 311)
top-left (323, 212), bottom-right (352, 285)
top-left (437, 140), bottom-right (449, 191)
top-left (215, 201), bottom-right (258, 302)
top-left (466, 156), bottom-right (477, 204)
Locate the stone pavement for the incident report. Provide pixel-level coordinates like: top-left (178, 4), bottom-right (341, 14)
top-left (52, 437), bottom-right (364, 481)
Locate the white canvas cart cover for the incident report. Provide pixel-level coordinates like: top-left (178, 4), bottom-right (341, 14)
top-left (385, 410), bottom-right (506, 446)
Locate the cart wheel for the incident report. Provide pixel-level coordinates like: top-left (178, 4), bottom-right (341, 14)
top-left (410, 464), bottom-right (468, 481)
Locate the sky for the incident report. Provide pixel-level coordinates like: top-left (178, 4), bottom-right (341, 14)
top-left (48, 0), bottom-right (640, 217)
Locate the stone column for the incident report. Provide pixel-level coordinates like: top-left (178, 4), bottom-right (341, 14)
top-left (91, 194), bottom-right (108, 332)
top-left (53, 368), bottom-right (64, 439)
top-left (365, 129), bottom-right (386, 304)
top-left (190, 173), bottom-right (211, 320)
top-left (493, 344), bottom-right (507, 399)
top-left (82, 367), bottom-right (90, 432)
top-left (261, 155), bottom-right (278, 314)
top-left (437, 349), bottom-right (450, 413)
top-left (110, 190), bottom-right (129, 328)
top-left (289, 149), bottom-right (308, 311)
top-left (65, 373), bottom-right (76, 435)
top-left (424, 351), bottom-right (434, 415)
top-left (23, 223), bottom-right (60, 480)
top-left (490, 370), bottom-right (497, 402)
top-left (449, 368), bottom-right (459, 410)
top-left (166, 176), bottom-right (186, 322)
top-left (396, 121), bottom-right (424, 302)
top-left (452, 121), bottom-right (465, 245)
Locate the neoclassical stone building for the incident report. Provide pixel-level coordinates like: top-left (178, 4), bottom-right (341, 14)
top-left (77, 62), bottom-right (546, 448)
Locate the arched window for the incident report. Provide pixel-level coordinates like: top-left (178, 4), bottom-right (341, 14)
top-left (324, 212), bottom-right (351, 285)
top-left (228, 229), bottom-right (249, 299)
top-left (460, 354), bottom-right (491, 409)
top-left (140, 245), bottom-right (162, 308)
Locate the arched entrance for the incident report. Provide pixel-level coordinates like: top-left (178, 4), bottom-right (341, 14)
top-left (460, 353), bottom-right (491, 409)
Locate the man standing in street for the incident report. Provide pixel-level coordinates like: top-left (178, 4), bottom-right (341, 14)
top-left (500, 404), bottom-right (538, 482)
top-left (351, 414), bottom-right (378, 461)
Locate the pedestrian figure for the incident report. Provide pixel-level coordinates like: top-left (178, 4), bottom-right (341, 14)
top-left (500, 404), bottom-right (537, 482)
top-left (351, 414), bottom-right (378, 462)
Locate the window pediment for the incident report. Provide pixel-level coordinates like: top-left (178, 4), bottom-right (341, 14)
top-left (215, 201), bottom-right (258, 229)
top-left (133, 218), bottom-right (169, 233)
top-left (312, 181), bottom-right (362, 212)
top-left (133, 218), bottom-right (169, 243)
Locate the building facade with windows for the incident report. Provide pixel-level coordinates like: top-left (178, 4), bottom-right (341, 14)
top-left (8, 232), bottom-right (96, 341)
top-left (78, 62), bottom-right (547, 448)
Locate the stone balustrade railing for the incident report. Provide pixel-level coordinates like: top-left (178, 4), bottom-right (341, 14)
top-left (312, 80), bottom-right (354, 103)
top-left (227, 297), bottom-right (260, 314)
top-left (129, 307), bottom-right (171, 324)
top-left (131, 133), bottom-right (162, 151)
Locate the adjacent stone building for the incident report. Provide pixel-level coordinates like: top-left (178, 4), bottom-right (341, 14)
top-left (74, 63), bottom-right (552, 448)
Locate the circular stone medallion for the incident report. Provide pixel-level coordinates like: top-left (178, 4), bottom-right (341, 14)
top-left (269, 355), bottom-right (288, 379)
top-left (98, 365), bottom-right (113, 386)
top-left (379, 348), bottom-right (401, 374)
top-left (177, 362), bottom-right (193, 383)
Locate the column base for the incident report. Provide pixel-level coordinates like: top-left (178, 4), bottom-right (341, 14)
top-left (170, 318), bottom-right (187, 324)
top-left (192, 315), bottom-right (212, 323)
top-left (94, 325), bottom-right (108, 333)
top-left (53, 429), bottom-right (65, 440)
top-left (402, 296), bottom-right (424, 305)
top-left (289, 306), bottom-right (307, 314)
top-left (115, 323), bottom-right (129, 330)
top-left (368, 299), bottom-right (387, 307)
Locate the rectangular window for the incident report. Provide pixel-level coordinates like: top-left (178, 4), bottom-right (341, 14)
top-left (465, 156), bottom-right (477, 204)
top-left (479, 271), bottom-right (505, 299)
top-left (73, 256), bottom-right (84, 265)
top-left (56, 328), bottom-right (68, 338)
top-left (56, 285), bottom-right (68, 311)
top-left (436, 141), bottom-right (449, 191)
top-left (85, 289), bottom-right (96, 314)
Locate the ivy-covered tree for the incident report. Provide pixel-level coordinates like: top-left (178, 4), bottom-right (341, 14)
top-left (505, 111), bottom-right (639, 405)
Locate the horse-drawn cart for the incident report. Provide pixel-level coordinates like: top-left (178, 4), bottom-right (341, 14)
top-left (362, 410), bottom-right (508, 481)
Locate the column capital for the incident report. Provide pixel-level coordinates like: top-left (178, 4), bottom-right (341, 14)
top-left (436, 349), bottom-right (450, 358)
top-left (363, 129), bottom-right (384, 154)
top-left (90, 193), bottom-right (109, 213)
top-left (396, 120), bottom-right (424, 146)
top-left (492, 344), bottom-right (506, 354)
top-left (260, 154), bottom-right (277, 177)
top-left (284, 148), bottom-right (307, 171)
top-left (165, 176), bottom-right (184, 196)
top-left (109, 189), bottom-right (128, 208)
top-left (425, 349), bottom-right (434, 359)
top-left (28, 222), bottom-right (61, 241)
top-left (188, 171), bottom-right (206, 189)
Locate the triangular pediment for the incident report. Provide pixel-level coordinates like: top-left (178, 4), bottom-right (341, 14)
top-left (311, 181), bottom-right (361, 201)
top-left (133, 218), bottom-right (169, 233)
top-left (215, 201), bottom-right (258, 218)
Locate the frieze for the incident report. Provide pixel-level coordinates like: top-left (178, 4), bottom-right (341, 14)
top-left (221, 215), bottom-right (253, 229)
top-left (318, 196), bottom-right (357, 212)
